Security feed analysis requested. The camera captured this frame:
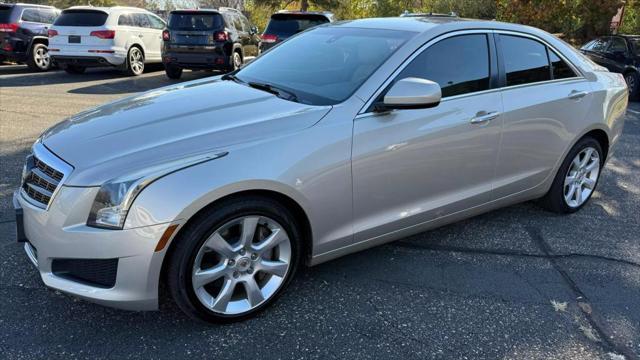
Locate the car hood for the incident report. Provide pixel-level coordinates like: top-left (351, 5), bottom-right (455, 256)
top-left (41, 77), bottom-right (331, 186)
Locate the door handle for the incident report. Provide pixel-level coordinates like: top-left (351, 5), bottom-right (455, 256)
top-left (568, 90), bottom-right (588, 100)
top-left (470, 111), bottom-right (500, 124)
top-left (138, 34), bottom-right (144, 38)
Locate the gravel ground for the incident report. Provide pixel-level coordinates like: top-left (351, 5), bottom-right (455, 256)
top-left (1, 65), bottom-right (638, 360)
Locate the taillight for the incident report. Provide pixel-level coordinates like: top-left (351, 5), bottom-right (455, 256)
top-left (261, 34), bottom-right (278, 43)
top-left (214, 31), bottom-right (228, 42)
top-left (48, 29), bottom-right (58, 38)
top-left (162, 30), bottom-right (170, 41)
top-left (0, 23), bottom-right (19, 33)
top-left (90, 30), bottom-right (115, 39)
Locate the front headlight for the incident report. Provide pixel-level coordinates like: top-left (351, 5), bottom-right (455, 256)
top-left (87, 151), bottom-right (228, 229)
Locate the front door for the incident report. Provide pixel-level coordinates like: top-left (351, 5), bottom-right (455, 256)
top-left (352, 33), bottom-right (503, 242)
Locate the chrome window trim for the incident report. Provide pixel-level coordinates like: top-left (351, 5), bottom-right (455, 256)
top-left (20, 141), bottom-right (74, 210)
top-left (357, 29), bottom-right (587, 116)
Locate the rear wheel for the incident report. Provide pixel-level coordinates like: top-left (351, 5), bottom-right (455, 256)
top-left (27, 43), bottom-right (51, 71)
top-left (229, 51), bottom-right (242, 72)
top-left (124, 46), bottom-right (144, 76)
top-left (63, 65), bottom-right (86, 74)
top-left (165, 65), bottom-right (183, 79)
top-left (167, 197), bottom-right (301, 323)
top-left (625, 71), bottom-right (639, 100)
top-left (539, 136), bottom-right (603, 213)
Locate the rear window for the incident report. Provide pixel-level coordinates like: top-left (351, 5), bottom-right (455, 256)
top-left (0, 5), bottom-right (13, 23)
top-left (264, 14), bottom-right (329, 37)
top-left (168, 13), bottom-right (223, 31)
top-left (54, 10), bottom-right (108, 26)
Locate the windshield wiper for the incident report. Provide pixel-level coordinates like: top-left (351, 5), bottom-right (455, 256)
top-left (221, 73), bottom-right (244, 84)
top-left (248, 81), bottom-right (299, 102)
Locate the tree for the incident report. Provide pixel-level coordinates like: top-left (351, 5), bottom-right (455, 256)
top-left (251, 0), bottom-right (341, 12)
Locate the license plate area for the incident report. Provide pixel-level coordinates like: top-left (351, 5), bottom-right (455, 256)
top-left (68, 35), bottom-right (81, 44)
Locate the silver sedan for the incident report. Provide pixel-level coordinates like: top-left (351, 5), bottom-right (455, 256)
top-left (14, 16), bottom-right (628, 323)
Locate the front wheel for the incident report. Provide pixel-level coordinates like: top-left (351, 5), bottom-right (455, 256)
top-left (625, 72), bottom-right (639, 100)
top-left (166, 197), bottom-right (301, 323)
top-left (229, 51), bottom-right (242, 72)
top-left (27, 43), bottom-right (51, 71)
top-left (539, 136), bottom-right (603, 213)
top-left (124, 47), bottom-right (144, 76)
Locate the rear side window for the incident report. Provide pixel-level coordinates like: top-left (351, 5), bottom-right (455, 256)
top-left (21, 9), bottom-right (41, 22)
top-left (264, 14), bottom-right (329, 37)
top-left (118, 14), bottom-right (133, 26)
top-left (396, 34), bottom-right (491, 97)
top-left (168, 13), bottom-right (223, 30)
top-left (40, 9), bottom-right (58, 24)
top-left (549, 50), bottom-right (577, 80)
top-left (590, 37), bottom-right (610, 52)
top-left (54, 10), bottom-right (108, 26)
top-left (132, 13), bottom-right (151, 28)
top-left (500, 35), bottom-right (550, 86)
top-left (147, 14), bottom-right (165, 30)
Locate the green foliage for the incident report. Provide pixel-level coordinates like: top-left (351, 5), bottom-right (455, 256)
top-left (619, 0), bottom-right (640, 34)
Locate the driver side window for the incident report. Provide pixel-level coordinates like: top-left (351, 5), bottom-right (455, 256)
top-left (395, 34), bottom-right (491, 98)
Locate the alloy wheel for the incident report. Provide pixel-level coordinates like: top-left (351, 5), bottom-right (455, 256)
top-left (625, 74), bottom-right (637, 94)
top-left (563, 147), bottom-right (600, 208)
top-left (191, 215), bottom-right (292, 315)
top-left (33, 46), bottom-right (50, 70)
top-left (129, 48), bottom-right (144, 75)
top-left (233, 52), bottom-right (242, 70)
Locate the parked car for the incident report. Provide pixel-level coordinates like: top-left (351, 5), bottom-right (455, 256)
top-left (14, 16), bottom-right (628, 323)
top-left (0, 3), bottom-right (60, 71)
top-left (581, 35), bottom-right (640, 99)
top-left (259, 10), bottom-right (333, 52)
top-left (48, 6), bottom-right (165, 76)
top-left (162, 7), bottom-right (260, 79)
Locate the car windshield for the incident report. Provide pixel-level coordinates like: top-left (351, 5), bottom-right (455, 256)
top-left (168, 13), bottom-right (223, 31)
top-left (235, 27), bottom-right (415, 106)
top-left (54, 10), bottom-right (108, 26)
top-left (629, 38), bottom-right (640, 55)
top-left (264, 14), bottom-right (330, 38)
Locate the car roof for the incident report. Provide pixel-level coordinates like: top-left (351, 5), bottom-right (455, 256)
top-left (169, 9), bottom-right (222, 14)
top-left (1, 2), bottom-right (56, 9)
top-left (63, 6), bottom-right (148, 14)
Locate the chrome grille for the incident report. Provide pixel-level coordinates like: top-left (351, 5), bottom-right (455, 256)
top-left (20, 143), bottom-right (72, 209)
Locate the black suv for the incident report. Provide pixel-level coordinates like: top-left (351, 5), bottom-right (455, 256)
top-left (581, 35), bottom-right (640, 99)
top-left (0, 2), bottom-right (59, 71)
top-left (162, 7), bottom-right (260, 79)
top-left (259, 11), bottom-right (333, 52)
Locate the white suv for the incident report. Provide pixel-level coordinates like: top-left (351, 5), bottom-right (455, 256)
top-left (48, 6), bottom-right (166, 76)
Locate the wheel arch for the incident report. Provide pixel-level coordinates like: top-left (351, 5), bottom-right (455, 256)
top-left (28, 36), bottom-right (48, 54)
top-left (158, 188), bottom-right (314, 295)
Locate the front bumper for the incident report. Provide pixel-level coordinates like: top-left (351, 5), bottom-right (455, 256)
top-left (14, 188), bottom-right (171, 311)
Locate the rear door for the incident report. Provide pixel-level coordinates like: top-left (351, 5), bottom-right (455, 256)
top-left (493, 33), bottom-right (593, 198)
top-left (131, 13), bottom-right (159, 61)
top-left (49, 9), bottom-right (110, 52)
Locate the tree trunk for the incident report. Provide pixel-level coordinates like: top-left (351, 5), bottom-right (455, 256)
top-left (300, 0), bottom-right (309, 11)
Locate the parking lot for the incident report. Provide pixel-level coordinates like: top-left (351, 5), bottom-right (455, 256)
top-left (0, 64), bottom-right (639, 359)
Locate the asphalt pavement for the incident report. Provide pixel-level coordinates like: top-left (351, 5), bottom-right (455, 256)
top-left (1, 65), bottom-right (638, 359)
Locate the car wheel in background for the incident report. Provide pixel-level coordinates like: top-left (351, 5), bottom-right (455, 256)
top-left (27, 43), bottom-right (51, 71)
top-left (166, 196), bottom-right (301, 323)
top-left (165, 65), bottom-right (183, 79)
top-left (625, 72), bottom-right (639, 100)
top-left (124, 46), bottom-right (144, 76)
top-left (539, 136), bottom-right (603, 213)
top-left (230, 51), bottom-right (242, 72)
top-left (63, 64), bottom-right (86, 74)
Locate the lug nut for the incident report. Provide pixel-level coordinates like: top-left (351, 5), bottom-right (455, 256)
top-left (247, 267), bottom-right (254, 274)
top-left (233, 271), bottom-right (240, 278)
top-left (228, 259), bottom-right (235, 266)
top-left (251, 253), bottom-right (258, 260)
top-left (239, 249), bottom-right (246, 255)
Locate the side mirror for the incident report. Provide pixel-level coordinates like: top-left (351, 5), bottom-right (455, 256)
top-left (375, 77), bottom-right (442, 112)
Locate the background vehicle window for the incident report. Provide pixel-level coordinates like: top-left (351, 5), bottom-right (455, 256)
top-left (590, 37), bottom-right (610, 52)
top-left (241, 16), bottom-right (252, 32)
top-left (500, 35), bottom-right (550, 86)
top-left (21, 9), bottom-right (42, 23)
top-left (39, 9), bottom-right (57, 24)
top-left (630, 38), bottom-right (640, 55)
top-left (549, 50), bottom-right (576, 80)
top-left (232, 14), bottom-right (245, 32)
top-left (54, 10), bottom-right (108, 26)
top-left (264, 14), bottom-right (330, 38)
top-left (608, 37), bottom-right (627, 53)
top-left (133, 13), bottom-right (151, 28)
top-left (118, 14), bottom-right (133, 26)
top-left (168, 13), bottom-right (223, 30)
top-left (396, 34), bottom-right (490, 97)
top-left (147, 14), bottom-right (165, 30)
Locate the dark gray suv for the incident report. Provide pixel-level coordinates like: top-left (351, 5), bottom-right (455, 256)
top-left (162, 7), bottom-right (260, 79)
top-left (0, 3), bottom-right (59, 71)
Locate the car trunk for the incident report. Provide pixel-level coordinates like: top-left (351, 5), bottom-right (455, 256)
top-left (166, 12), bottom-right (223, 52)
top-left (49, 10), bottom-right (110, 48)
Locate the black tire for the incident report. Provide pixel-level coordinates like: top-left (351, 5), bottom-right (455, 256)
top-left (26, 43), bottom-right (51, 71)
top-left (228, 50), bottom-right (242, 72)
top-left (166, 196), bottom-right (302, 323)
top-left (165, 65), bottom-right (183, 79)
top-left (539, 136), bottom-right (604, 213)
top-left (124, 46), bottom-right (144, 76)
top-left (63, 65), bottom-right (86, 74)
top-left (625, 71), bottom-right (639, 100)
